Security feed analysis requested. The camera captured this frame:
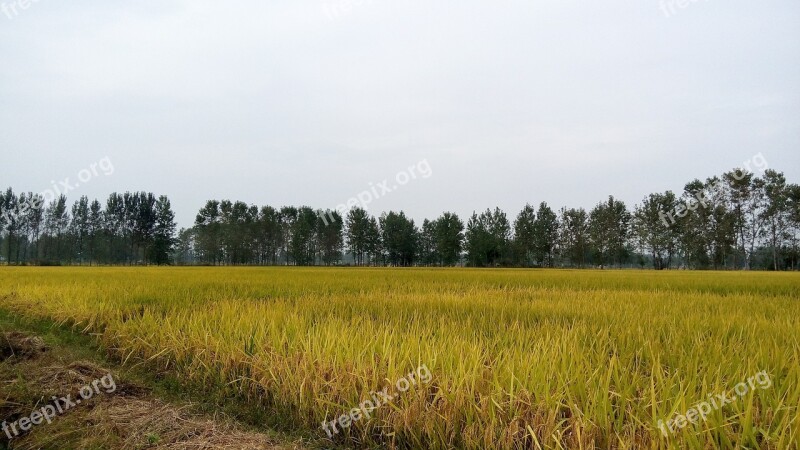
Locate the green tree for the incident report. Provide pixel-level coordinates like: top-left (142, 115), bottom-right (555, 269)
top-left (220, 200), bottom-right (257, 265)
top-left (724, 170), bottom-right (765, 269)
top-left (559, 207), bottom-right (588, 267)
top-left (761, 170), bottom-right (790, 270)
top-left (256, 206), bottom-right (282, 265)
top-left (532, 202), bottom-right (558, 267)
top-left (434, 212), bottom-right (464, 266)
top-left (418, 219), bottom-right (437, 266)
top-left (465, 208), bottom-right (511, 267)
top-left (104, 193), bottom-right (126, 264)
top-left (195, 200), bottom-right (222, 264)
top-left (365, 216), bottom-right (382, 266)
top-left (290, 207), bottom-right (318, 266)
top-left (317, 209), bottom-right (343, 265)
top-left (174, 227), bottom-right (196, 265)
top-left (70, 196), bottom-right (90, 265)
top-left (632, 192), bottom-right (679, 270)
top-left (345, 207), bottom-right (370, 266)
top-left (279, 206), bottom-right (298, 265)
top-left (151, 196), bottom-right (177, 265)
top-left (588, 196), bottom-right (630, 268)
top-left (380, 211), bottom-right (417, 266)
top-left (44, 195), bottom-right (69, 262)
top-left (25, 194), bottom-right (44, 262)
top-left (2, 189), bottom-right (20, 264)
top-left (513, 204), bottom-right (536, 267)
top-left (87, 199), bottom-right (102, 264)
top-left (787, 184), bottom-right (800, 269)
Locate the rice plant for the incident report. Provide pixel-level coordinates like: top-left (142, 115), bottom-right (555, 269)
top-left (1, 267), bottom-right (798, 449)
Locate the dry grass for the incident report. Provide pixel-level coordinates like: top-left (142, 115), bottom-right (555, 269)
top-left (0, 329), bottom-right (305, 450)
top-left (1, 332), bottom-right (47, 359)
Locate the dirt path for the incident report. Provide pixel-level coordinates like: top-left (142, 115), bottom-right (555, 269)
top-left (1, 330), bottom-right (310, 450)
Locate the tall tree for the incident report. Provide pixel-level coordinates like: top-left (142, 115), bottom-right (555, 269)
top-left (365, 216), bottom-right (382, 266)
top-left (679, 180), bottom-right (711, 269)
top-left (0, 193), bottom-right (7, 262)
top-left (2, 189), bottom-right (20, 264)
top-left (532, 202), bottom-right (559, 267)
top-left (559, 207), bottom-right (588, 267)
top-left (279, 206), bottom-right (298, 265)
top-left (87, 199), bottom-right (102, 264)
top-left (632, 192), bottom-right (679, 270)
top-left (290, 207), bottom-right (318, 266)
top-left (317, 209), bottom-right (343, 266)
top-left (345, 207), bottom-right (370, 266)
top-left (787, 184), bottom-right (800, 269)
top-left (220, 200), bottom-right (256, 265)
top-left (26, 193), bottom-right (44, 262)
top-left (465, 208), bottom-right (511, 267)
top-left (434, 212), bottom-right (464, 266)
top-left (70, 196), bottom-right (91, 265)
top-left (588, 196), bottom-right (630, 268)
top-left (256, 206), bottom-right (282, 265)
top-left (132, 192), bottom-right (157, 264)
top-left (380, 211), bottom-right (417, 266)
top-left (724, 170), bottom-right (765, 270)
top-left (195, 200), bottom-right (222, 264)
top-left (104, 193), bottom-right (126, 264)
top-left (760, 170), bottom-right (790, 270)
top-left (513, 204), bottom-right (536, 267)
top-left (44, 195), bottom-right (69, 262)
top-left (174, 228), bottom-right (196, 265)
top-left (151, 196), bottom-right (177, 265)
top-left (417, 219), bottom-right (438, 266)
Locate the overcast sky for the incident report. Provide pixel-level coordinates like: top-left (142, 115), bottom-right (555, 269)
top-left (2, 0), bottom-right (799, 228)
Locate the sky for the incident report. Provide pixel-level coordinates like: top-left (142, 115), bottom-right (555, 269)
top-left (1, 0), bottom-right (799, 228)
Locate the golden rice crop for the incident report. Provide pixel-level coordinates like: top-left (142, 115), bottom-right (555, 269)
top-left (1, 267), bottom-right (798, 449)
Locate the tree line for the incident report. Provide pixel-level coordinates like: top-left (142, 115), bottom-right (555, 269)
top-left (2, 166), bottom-right (799, 269)
top-left (0, 190), bottom-right (176, 265)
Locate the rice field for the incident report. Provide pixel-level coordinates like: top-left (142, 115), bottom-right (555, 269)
top-left (0, 267), bottom-right (798, 449)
